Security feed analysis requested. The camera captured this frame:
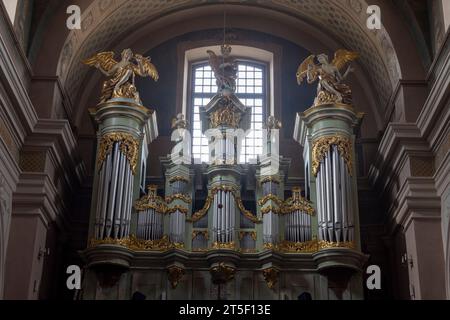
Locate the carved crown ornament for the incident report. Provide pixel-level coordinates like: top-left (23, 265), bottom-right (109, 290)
top-left (134, 185), bottom-right (190, 214)
top-left (190, 185), bottom-right (260, 223)
top-left (311, 135), bottom-right (353, 177)
top-left (257, 187), bottom-right (315, 216)
top-left (97, 132), bottom-right (139, 175)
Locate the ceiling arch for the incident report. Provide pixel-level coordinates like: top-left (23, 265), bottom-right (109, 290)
top-left (54, 0), bottom-right (403, 111)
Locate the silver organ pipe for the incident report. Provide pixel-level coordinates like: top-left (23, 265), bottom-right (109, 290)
top-left (230, 192), bottom-right (235, 242)
top-left (346, 170), bottom-right (354, 241)
top-left (221, 191), bottom-right (225, 242)
top-left (283, 188), bottom-right (312, 242)
top-left (314, 143), bottom-right (354, 243)
top-left (114, 152), bottom-right (125, 238)
top-left (213, 192), bottom-right (218, 241)
top-left (105, 143), bottom-right (120, 238)
top-left (320, 161), bottom-right (326, 240)
top-left (316, 170), bottom-right (322, 239)
top-left (211, 188), bottom-right (236, 243)
top-left (95, 141), bottom-right (135, 240)
top-left (325, 149), bottom-right (334, 241)
top-left (332, 145), bottom-right (341, 242)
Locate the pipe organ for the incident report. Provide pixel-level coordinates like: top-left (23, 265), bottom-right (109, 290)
top-left (83, 47), bottom-right (367, 300)
top-left (212, 187), bottom-right (236, 243)
top-left (89, 99), bottom-right (158, 241)
top-left (283, 187), bottom-right (313, 243)
top-left (135, 185), bottom-right (164, 240)
top-left (315, 141), bottom-right (354, 243)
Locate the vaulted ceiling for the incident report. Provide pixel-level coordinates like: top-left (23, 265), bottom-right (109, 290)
top-left (25, 0), bottom-right (429, 129)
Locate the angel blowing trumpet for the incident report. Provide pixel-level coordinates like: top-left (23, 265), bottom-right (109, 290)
top-left (296, 49), bottom-right (359, 106)
top-left (83, 48), bottom-right (159, 104)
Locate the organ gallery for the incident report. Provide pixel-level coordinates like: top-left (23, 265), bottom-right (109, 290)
top-left (0, 0), bottom-right (449, 301)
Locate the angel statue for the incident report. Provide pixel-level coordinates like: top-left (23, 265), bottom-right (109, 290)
top-left (83, 48), bottom-right (159, 104)
top-left (207, 44), bottom-right (238, 97)
top-left (296, 49), bottom-right (359, 106)
top-left (171, 113), bottom-right (188, 129)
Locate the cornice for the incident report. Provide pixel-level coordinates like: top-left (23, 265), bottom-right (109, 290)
top-left (12, 173), bottom-right (68, 230)
top-left (386, 177), bottom-right (440, 233)
top-left (418, 31), bottom-right (450, 143)
top-left (0, 4), bottom-right (37, 135)
top-left (369, 123), bottom-right (429, 192)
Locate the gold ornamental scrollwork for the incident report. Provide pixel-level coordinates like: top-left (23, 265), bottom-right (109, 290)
top-left (192, 230), bottom-right (209, 240)
top-left (281, 188), bottom-right (315, 215)
top-left (311, 135), bottom-right (353, 177)
top-left (169, 176), bottom-right (189, 184)
top-left (211, 241), bottom-right (236, 250)
top-left (210, 262), bottom-right (236, 284)
top-left (275, 239), bottom-right (355, 253)
top-left (257, 194), bottom-right (284, 207)
top-left (165, 193), bottom-right (191, 204)
top-left (262, 237), bottom-right (355, 253)
top-left (191, 185), bottom-right (260, 223)
top-left (262, 268), bottom-right (279, 289)
top-left (166, 205), bottom-right (189, 215)
top-left (134, 185), bottom-right (167, 212)
top-left (260, 176), bottom-right (281, 185)
top-left (239, 231), bottom-right (257, 241)
top-left (97, 132), bottom-right (139, 175)
top-left (261, 205), bottom-right (281, 215)
top-left (88, 235), bottom-right (184, 251)
top-left (167, 266), bottom-right (185, 289)
top-left (210, 103), bottom-right (241, 128)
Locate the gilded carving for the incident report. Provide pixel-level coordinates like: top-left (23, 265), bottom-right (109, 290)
top-left (262, 237), bottom-right (355, 253)
top-left (260, 176), bottom-right (280, 185)
top-left (88, 234), bottom-right (184, 251)
top-left (97, 132), bottom-right (139, 175)
top-left (261, 205), bottom-right (281, 215)
top-left (210, 263), bottom-right (235, 284)
top-left (167, 266), bottom-right (185, 289)
top-left (191, 185), bottom-right (260, 223)
top-left (211, 241), bottom-right (236, 250)
top-left (165, 193), bottom-right (191, 204)
top-left (297, 49), bottom-right (358, 106)
top-left (276, 239), bottom-right (355, 253)
top-left (192, 230), bottom-right (209, 240)
top-left (165, 205), bottom-right (189, 215)
top-left (209, 103), bottom-right (241, 128)
top-left (311, 135), bottom-right (352, 177)
top-left (281, 187), bottom-right (315, 215)
top-left (83, 49), bottom-right (159, 103)
top-left (239, 231), bottom-right (257, 241)
top-left (134, 185), bottom-right (166, 212)
top-left (262, 268), bottom-right (279, 289)
top-left (169, 176), bottom-right (189, 184)
top-left (257, 194), bottom-right (284, 207)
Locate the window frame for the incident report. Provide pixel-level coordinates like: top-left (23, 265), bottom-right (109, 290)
top-left (187, 57), bottom-right (270, 164)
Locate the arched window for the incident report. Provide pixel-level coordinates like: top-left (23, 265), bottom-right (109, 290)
top-left (190, 60), bottom-right (267, 163)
